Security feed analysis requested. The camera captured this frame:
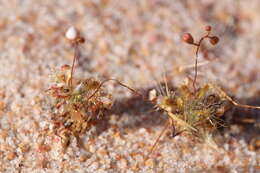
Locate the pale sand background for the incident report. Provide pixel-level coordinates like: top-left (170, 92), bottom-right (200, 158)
top-left (0, 0), bottom-right (259, 172)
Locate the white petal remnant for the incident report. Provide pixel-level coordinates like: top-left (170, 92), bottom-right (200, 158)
top-left (149, 89), bottom-right (157, 101)
top-left (65, 26), bottom-right (78, 40)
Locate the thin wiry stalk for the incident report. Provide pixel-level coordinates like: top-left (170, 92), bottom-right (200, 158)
top-left (192, 32), bottom-right (210, 93)
top-left (212, 84), bottom-right (260, 110)
top-left (86, 78), bottom-right (143, 102)
top-left (145, 120), bottom-right (169, 161)
top-left (69, 44), bottom-right (79, 89)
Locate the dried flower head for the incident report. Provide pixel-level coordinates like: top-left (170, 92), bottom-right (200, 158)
top-left (145, 81), bottom-right (230, 161)
top-left (48, 65), bottom-right (113, 150)
top-left (157, 83), bottom-right (228, 133)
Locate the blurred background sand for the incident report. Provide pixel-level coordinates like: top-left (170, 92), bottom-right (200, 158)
top-left (0, 0), bottom-right (259, 172)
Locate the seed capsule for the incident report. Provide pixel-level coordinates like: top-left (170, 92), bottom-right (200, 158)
top-left (210, 36), bottom-right (219, 45)
top-left (205, 25), bottom-right (212, 32)
top-left (182, 33), bottom-right (194, 44)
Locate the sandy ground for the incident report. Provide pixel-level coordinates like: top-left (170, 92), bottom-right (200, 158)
top-left (0, 0), bottom-right (259, 172)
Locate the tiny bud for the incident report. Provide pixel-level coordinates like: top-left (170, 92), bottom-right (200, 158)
top-left (205, 25), bottom-right (212, 31)
top-left (77, 37), bottom-right (85, 44)
top-left (61, 64), bottom-right (71, 71)
top-left (65, 26), bottom-right (78, 40)
top-left (182, 33), bottom-right (194, 44)
top-left (209, 36), bottom-right (219, 45)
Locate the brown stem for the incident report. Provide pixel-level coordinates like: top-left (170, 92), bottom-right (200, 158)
top-left (69, 44), bottom-right (79, 89)
top-left (213, 84), bottom-right (260, 110)
top-left (145, 120), bottom-right (169, 161)
top-left (192, 33), bottom-right (210, 93)
top-left (86, 78), bottom-right (143, 101)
